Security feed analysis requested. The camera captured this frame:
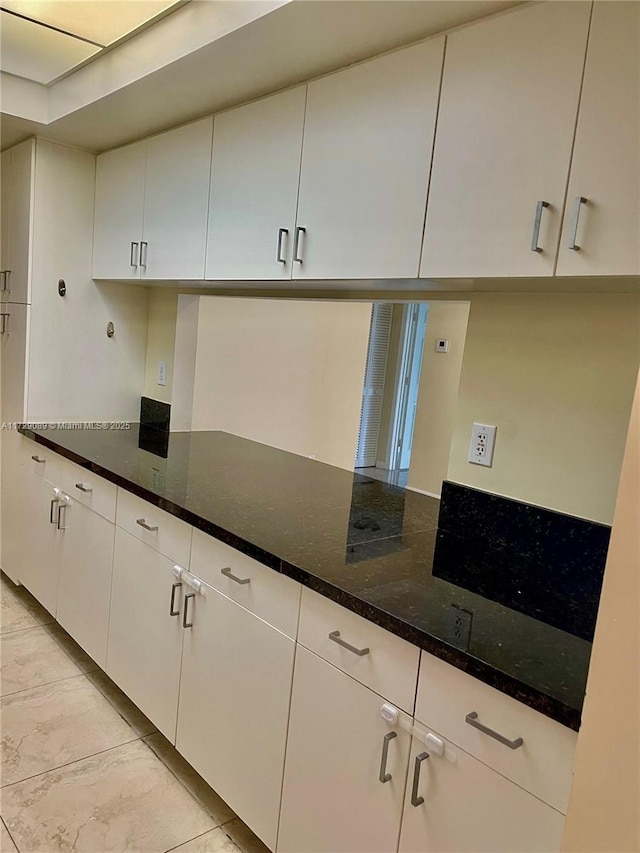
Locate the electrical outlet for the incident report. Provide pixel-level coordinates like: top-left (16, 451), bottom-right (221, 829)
top-left (468, 423), bottom-right (497, 467)
top-left (450, 604), bottom-right (473, 650)
top-left (157, 361), bottom-right (167, 387)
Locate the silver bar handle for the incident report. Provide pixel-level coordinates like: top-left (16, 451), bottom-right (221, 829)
top-left (568, 196), bottom-right (588, 250)
top-left (57, 501), bottom-right (68, 531)
top-left (220, 566), bottom-right (251, 586)
top-left (183, 592), bottom-right (195, 628)
top-left (328, 630), bottom-right (370, 657)
top-left (32, 455), bottom-right (46, 464)
top-left (410, 752), bottom-right (429, 807)
top-left (465, 711), bottom-right (524, 750)
top-left (136, 518), bottom-right (158, 532)
top-left (277, 228), bottom-right (288, 263)
top-left (140, 241), bottom-right (148, 267)
top-left (531, 201), bottom-right (550, 253)
top-left (293, 226), bottom-right (306, 263)
top-left (0, 270), bottom-right (10, 292)
top-left (49, 496), bottom-right (59, 524)
top-left (0, 312), bottom-right (9, 335)
top-left (169, 582), bottom-right (182, 616)
top-left (130, 242), bottom-right (139, 266)
top-left (75, 483), bottom-right (93, 493)
top-left (379, 731), bottom-right (397, 783)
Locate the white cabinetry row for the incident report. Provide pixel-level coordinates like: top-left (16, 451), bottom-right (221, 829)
top-left (92, 1), bottom-right (639, 283)
top-left (9, 436), bottom-right (578, 853)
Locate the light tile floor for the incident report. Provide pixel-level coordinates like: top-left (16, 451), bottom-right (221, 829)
top-left (0, 574), bottom-right (270, 853)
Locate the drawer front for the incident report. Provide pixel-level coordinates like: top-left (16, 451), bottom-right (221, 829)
top-left (54, 456), bottom-right (117, 522)
top-left (298, 587), bottom-right (420, 714)
top-left (20, 437), bottom-right (64, 482)
top-left (415, 652), bottom-right (577, 813)
top-left (190, 528), bottom-right (300, 638)
top-left (116, 488), bottom-right (192, 567)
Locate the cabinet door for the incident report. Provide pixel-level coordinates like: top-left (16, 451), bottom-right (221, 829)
top-left (142, 117), bottom-right (213, 280)
top-left (205, 86), bottom-right (306, 281)
top-left (5, 140), bottom-right (34, 304)
top-left (278, 645), bottom-right (411, 853)
top-left (0, 302), bottom-right (28, 423)
top-left (557, 2), bottom-right (640, 276)
top-left (176, 581), bottom-right (295, 851)
top-left (294, 39), bottom-right (444, 280)
top-left (398, 734), bottom-right (565, 853)
top-left (56, 499), bottom-right (115, 669)
top-left (1, 149), bottom-right (10, 298)
top-left (93, 140), bottom-right (146, 279)
top-left (0, 431), bottom-right (27, 585)
top-left (18, 469), bottom-right (61, 616)
top-left (107, 528), bottom-right (185, 740)
top-left (421, 3), bottom-right (591, 278)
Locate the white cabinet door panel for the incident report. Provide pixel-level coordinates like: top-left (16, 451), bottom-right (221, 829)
top-left (206, 86), bottom-right (306, 280)
top-left (421, 2), bottom-right (592, 278)
top-left (278, 645), bottom-right (411, 853)
top-left (19, 468), bottom-right (61, 616)
top-left (142, 118), bottom-right (213, 280)
top-left (399, 734), bottom-right (565, 853)
top-left (557, 1), bottom-right (640, 276)
top-left (177, 582), bottom-right (295, 851)
top-left (0, 302), bottom-right (28, 423)
top-left (294, 39), bottom-right (444, 280)
top-left (93, 141), bottom-right (146, 280)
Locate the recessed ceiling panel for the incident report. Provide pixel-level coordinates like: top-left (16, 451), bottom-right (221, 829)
top-left (1, 1), bottom-right (181, 46)
top-left (0, 11), bottom-right (100, 83)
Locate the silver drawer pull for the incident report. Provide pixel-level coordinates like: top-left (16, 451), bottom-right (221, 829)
top-left (220, 566), bottom-right (251, 585)
top-left (411, 752), bottom-right (429, 807)
top-left (530, 200), bottom-right (550, 253)
top-left (568, 195), bottom-right (588, 250)
top-left (379, 731), bottom-right (397, 783)
top-left (49, 496), bottom-right (59, 524)
top-left (183, 592), bottom-right (195, 628)
top-left (328, 630), bottom-right (370, 657)
top-left (277, 228), bottom-right (288, 263)
top-left (75, 483), bottom-right (93, 493)
top-left (32, 455), bottom-right (46, 464)
top-left (169, 582), bottom-right (182, 616)
top-left (465, 711), bottom-right (524, 750)
top-left (293, 226), bottom-right (306, 263)
top-left (136, 518), bottom-right (158, 532)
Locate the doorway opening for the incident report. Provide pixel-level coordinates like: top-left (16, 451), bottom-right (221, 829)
top-left (355, 303), bottom-right (428, 487)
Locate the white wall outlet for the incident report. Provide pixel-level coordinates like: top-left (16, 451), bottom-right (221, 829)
top-left (468, 422), bottom-right (497, 467)
top-left (435, 339), bottom-right (449, 352)
top-left (157, 361), bottom-right (167, 387)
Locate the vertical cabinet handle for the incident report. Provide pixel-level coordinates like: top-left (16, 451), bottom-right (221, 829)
top-left (130, 242), bottom-right (139, 267)
top-left (0, 312), bottom-right (9, 335)
top-left (49, 496), bottom-right (59, 524)
top-left (293, 226), bottom-right (306, 263)
top-left (0, 270), bottom-right (10, 292)
top-left (56, 500), bottom-right (68, 530)
top-left (277, 228), bottom-right (289, 263)
top-left (378, 731), bottom-right (397, 783)
top-left (410, 752), bottom-right (429, 807)
top-left (140, 241), bottom-right (148, 268)
top-left (183, 592), bottom-right (195, 628)
top-left (530, 201), bottom-right (550, 253)
top-left (568, 196), bottom-right (588, 251)
top-left (169, 582), bottom-right (182, 616)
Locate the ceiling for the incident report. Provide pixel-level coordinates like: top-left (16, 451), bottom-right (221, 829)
top-left (1, 0), bottom-right (523, 153)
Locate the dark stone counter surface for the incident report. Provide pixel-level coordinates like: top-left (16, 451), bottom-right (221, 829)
top-left (19, 425), bottom-right (609, 731)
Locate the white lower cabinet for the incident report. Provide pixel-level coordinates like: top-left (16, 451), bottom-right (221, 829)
top-left (106, 528), bottom-right (186, 740)
top-left (56, 499), bottom-right (115, 669)
top-left (278, 645), bottom-right (412, 853)
top-left (398, 733), bottom-right (565, 853)
top-left (176, 579), bottom-right (295, 851)
top-left (18, 468), bottom-right (63, 616)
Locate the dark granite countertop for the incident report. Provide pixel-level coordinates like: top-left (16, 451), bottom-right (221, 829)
top-left (19, 424), bottom-right (605, 731)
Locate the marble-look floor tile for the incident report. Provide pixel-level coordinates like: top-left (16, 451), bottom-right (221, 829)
top-left (168, 827), bottom-right (242, 853)
top-left (0, 580), bottom-right (38, 635)
top-left (43, 621), bottom-right (99, 673)
top-left (221, 819), bottom-right (271, 853)
top-left (0, 626), bottom-right (82, 697)
top-left (1, 739), bottom-right (217, 852)
top-left (1, 674), bottom-right (139, 786)
top-left (143, 733), bottom-right (235, 828)
top-left (1, 819), bottom-right (18, 853)
top-left (87, 669), bottom-right (157, 738)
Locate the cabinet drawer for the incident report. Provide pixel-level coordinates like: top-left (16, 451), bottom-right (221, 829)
top-left (54, 457), bottom-right (117, 523)
top-left (298, 588), bottom-right (419, 713)
top-left (20, 437), bottom-right (63, 482)
top-left (415, 652), bottom-right (577, 814)
top-left (189, 529), bottom-right (300, 638)
top-left (116, 488), bottom-right (192, 567)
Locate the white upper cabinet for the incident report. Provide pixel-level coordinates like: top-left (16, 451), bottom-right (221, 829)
top-left (205, 86), bottom-right (307, 280)
top-left (557, 1), bottom-right (640, 277)
top-left (93, 117), bottom-right (213, 280)
top-left (294, 38), bottom-right (445, 280)
top-left (421, 2), bottom-right (592, 279)
top-left (1, 140), bottom-right (34, 304)
top-left (93, 140), bottom-right (146, 280)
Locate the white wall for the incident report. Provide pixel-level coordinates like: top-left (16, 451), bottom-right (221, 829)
top-left (143, 289), bottom-right (178, 405)
top-left (447, 293), bottom-right (640, 524)
top-left (191, 297), bottom-right (372, 470)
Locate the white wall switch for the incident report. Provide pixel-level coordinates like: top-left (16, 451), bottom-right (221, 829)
top-left (157, 361), bottom-right (167, 386)
top-left (435, 339), bottom-right (449, 352)
top-left (468, 422), bottom-right (497, 467)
